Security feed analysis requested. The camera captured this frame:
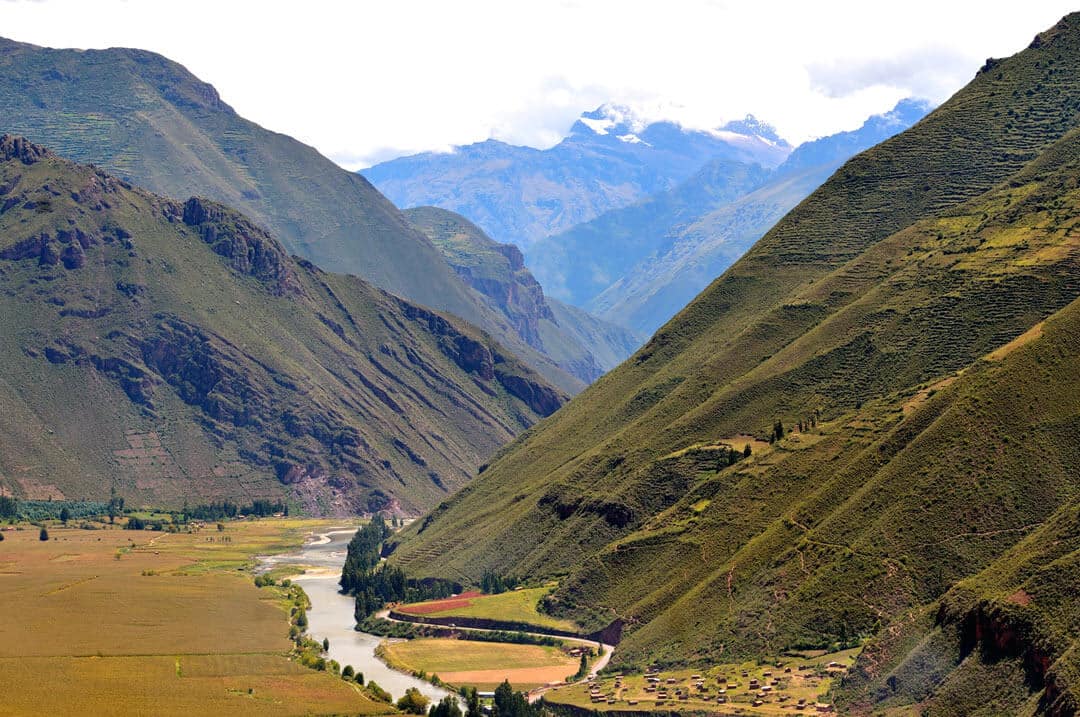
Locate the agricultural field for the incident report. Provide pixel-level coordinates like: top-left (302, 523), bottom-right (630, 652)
top-left (395, 586), bottom-right (579, 633)
top-left (0, 518), bottom-right (391, 716)
top-left (543, 649), bottom-right (860, 715)
top-left (380, 638), bottom-right (580, 691)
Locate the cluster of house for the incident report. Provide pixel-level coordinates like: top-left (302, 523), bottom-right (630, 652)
top-left (582, 665), bottom-right (841, 713)
top-left (587, 674), bottom-right (630, 705)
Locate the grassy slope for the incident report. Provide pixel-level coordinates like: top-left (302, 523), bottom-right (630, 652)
top-left (391, 14), bottom-right (1080, 711)
top-left (0, 37), bottom-right (469, 316)
top-left (397, 587), bottom-right (578, 632)
top-left (405, 206), bottom-right (640, 382)
top-left (526, 159), bottom-right (772, 307)
top-left (0, 37), bottom-right (582, 395)
top-left (0, 138), bottom-right (564, 513)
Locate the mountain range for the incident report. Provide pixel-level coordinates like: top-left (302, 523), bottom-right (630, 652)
top-left (391, 15), bottom-right (1080, 715)
top-left (365, 96), bottom-right (932, 339)
top-left (0, 135), bottom-right (563, 515)
top-left (363, 104), bottom-right (792, 249)
top-left (531, 99), bottom-right (933, 335)
top-left (0, 36), bottom-right (630, 390)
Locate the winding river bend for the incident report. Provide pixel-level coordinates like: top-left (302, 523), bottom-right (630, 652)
top-left (261, 528), bottom-right (456, 706)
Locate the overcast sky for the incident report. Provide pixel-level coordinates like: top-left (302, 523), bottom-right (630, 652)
top-left (4, 0), bottom-right (1078, 169)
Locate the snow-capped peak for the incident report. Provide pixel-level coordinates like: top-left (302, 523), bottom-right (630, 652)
top-left (616, 133), bottom-right (649, 146)
top-left (575, 103), bottom-right (649, 137)
top-left (718, 114), bottom-right (784, 144)
top-left (578, 115), bottom-right (616, 135)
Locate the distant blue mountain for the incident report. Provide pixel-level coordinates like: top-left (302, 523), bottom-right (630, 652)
top-left (362, 104), bottom-right (792, 248)
top-left (553, 99), bottom-right (934, 337)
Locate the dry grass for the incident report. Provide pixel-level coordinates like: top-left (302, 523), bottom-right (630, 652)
top-left (985, 321), bottom-right (1045, 361)
top-left (381, 638), bottom-right (578, 691)
top-left (0, 519), bottom-right (391, 716)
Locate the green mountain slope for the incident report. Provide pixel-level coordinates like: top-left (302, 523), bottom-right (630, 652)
top-left (526, 158), bottom-right (771, 306)
top-left (389, 15), bottom-right (1080, 712)
top-left (543, 299), bottom-right (642, 381)
top-left (0, 136), bottom-right (565, 514)
top-left (404, 206), bottom-right (640, 381)
top-left (0, 37), bottom-right (471, 314)
top-left (0, 37), bottom-right (586, 393)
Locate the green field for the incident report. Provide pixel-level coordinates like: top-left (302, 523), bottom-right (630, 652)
top-left (398, 587), bottom-right (580, 633)
top-left (381, 638), bottom-right (579, 691)
top-left (0, 518), bottom-right (390, 716)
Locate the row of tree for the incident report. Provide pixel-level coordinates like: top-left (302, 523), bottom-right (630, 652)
top-left (480, 570), bottom-right (519, 594)
top-left (0, 497), bottom-right (110, 522)
top-left (183, 499), bottom-right (287, 521)
top-left (423, 682), bottom-right (538, 717)
top-left (340, 516), bottom-right (457, 622)
top-left (768, 410), bottom-right (821, 443)
top-left (0, 493), bottom-right (290, 524)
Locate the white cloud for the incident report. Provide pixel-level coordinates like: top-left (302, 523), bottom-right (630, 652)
top-left (2, 0), bottom-right (1076, 168)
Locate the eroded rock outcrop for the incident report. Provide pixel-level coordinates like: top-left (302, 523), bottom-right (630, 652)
top-left (182, 197), bottom-right (300, 295)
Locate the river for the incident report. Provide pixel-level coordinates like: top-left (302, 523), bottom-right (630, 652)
top-left (260, 527), bottom-right (457, 706)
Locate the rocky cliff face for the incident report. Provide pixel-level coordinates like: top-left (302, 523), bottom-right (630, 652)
top-left (181, 197), bottom-right (300, 296)
top-left (0, 37), bottom-right (590, 396)
top-left (446, 241), bottom-right (553, 348)
top-left (396, 299), bottom-right (563, 417)
top-left (403, 206), bottom-right (639, 383)
top-left (0, 136), bottom-right (566, 514)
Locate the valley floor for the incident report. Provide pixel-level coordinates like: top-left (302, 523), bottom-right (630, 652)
top-left (0, 518), bottom-right (390, 716)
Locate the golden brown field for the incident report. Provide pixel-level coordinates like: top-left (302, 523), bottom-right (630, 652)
top-left (0, 519), bottom-right (392, 716)
top-left (380, 638), bottom-right (579, 691)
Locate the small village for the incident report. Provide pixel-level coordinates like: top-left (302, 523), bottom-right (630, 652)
top-left (544, 649), bottom-right (859, 715)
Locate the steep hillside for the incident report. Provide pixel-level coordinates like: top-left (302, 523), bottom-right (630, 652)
top-left (526, 158), bottom-right (772, 306)
top-left (543, 299), bottom-right (642, 380)
top-left (390, 14), bottom-right (1080, 711)
top-left (405, 206), bottom-right (640, 380)
top-left (0, 136), bottom-right (564, 515)
top-left (364, 105), bottom-right (790, 248)
top-left (0, 37), bottom-right (474, 314)
top-left (0, 37), bottom-right (585, 394)
top-left (844, 477), bottom-right (1080, 716)
top-left (404, 207), bottom-right (554, 348)
top-left (581, 99), bottom-right (932, 335)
